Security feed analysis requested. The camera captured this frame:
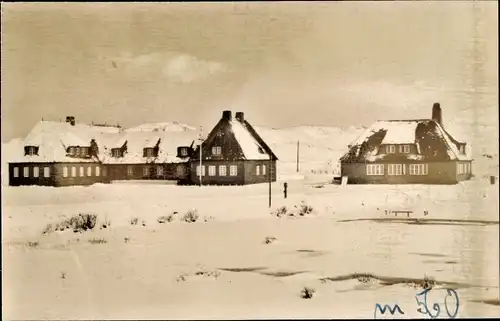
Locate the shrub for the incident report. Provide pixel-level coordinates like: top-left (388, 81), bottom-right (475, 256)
top-left (182, 209), bottom-right (199, 223)
top-left (301, 286), bottom-right (316, 299)
top-left (157, 212), bottom-right (177, 224)
top-left (42, 213), bottom-right (97, 234)
top-left (88, 238), bottom-right (107, 244)
top-left (130, 217), bottom-right (139, 226)
top-left (264, 236), bottom-right (277, 244)
top-left (296, 201), bottom-right (314, 216)
top-left (271, 206), bottom-right (289, 218)
top-left (421, 275), bottom-right (436, 289)
top-left (101, 216), bottom-right (111, 229)
top-left (26, 241), bottom-right (39, 248)
top-left (204, 216), bottom-right (215, 222)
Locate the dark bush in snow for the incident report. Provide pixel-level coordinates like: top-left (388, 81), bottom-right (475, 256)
top-left (301, 286), bottom-right (316, 299)
top-left (182, 209), bottom-right (199, 223)
top-left (42, 213), bottom-right (97, 234)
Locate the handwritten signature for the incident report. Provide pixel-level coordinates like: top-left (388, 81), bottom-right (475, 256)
top-left (374, 288), bottom-right (460, 319)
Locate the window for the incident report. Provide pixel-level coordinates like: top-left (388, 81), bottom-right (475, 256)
top-left (112, 149), bottom-right (122, 157)
top-left (144, 148), bottom-right (155, 157)
top-left (71, 167), bottom-right (76, 177)
top-left (262, 164), bottom-right (267, 175)
top-left (87, 166), bottom-right (92, 176)
top-left (386, 145), bottom-right (396, 154)
top-left (157, 166), bottom-right (164, 176)
top-left (143, 166), bottom-right (150, 176)
top-left (127, 166), bottom-right (133, 176)
top-left (44, 167), bottom-right (50, 178)
top-left (79, 166), bottom-right (84, 177)
top-left (25, 146), bottom-right (38, 156)
top-left (212, 146), bottom-right (222, 155)
top-left (399, 145), bottom-right (410, 153)
top-left (33, 167), bottom-right (39, 178)
top-left (181, 148), bottom-right (188, 157)
top-left (409, 164), bottom-right (428, 176)
top-left (366, 164), bottom-right (384, 176)
top-left (63, 167), bottom-right (68, 178)
top-left (196, 165), bottom-right (206, 176)
top-left (457, 163), bottom-right (467, 175)
top-left (219, 165), bottom-right (227, 176)
top-left (230, 165), bottom-right (238, 176)
top-left (96, 166), bottom-right (100, 177)
top-left (208, 165), bottom-right (216, 176)
top-left (388, 164), bottom-right (403, 176)
top-left (256, 165), bottom-right (260, 175)
top-left (13, 167), bottom-right (19, 178)
top-left (22, 167), bottom-right (29, 178)
top-left (69, 147), bottom-right (76, 155)
top-left (103, 167), bottom-right (107, 177)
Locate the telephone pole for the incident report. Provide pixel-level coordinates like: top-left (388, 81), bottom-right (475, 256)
top-left (268, 153), bottom-right (272, 208)
top-left (296, 140), bottom-right (300, 172)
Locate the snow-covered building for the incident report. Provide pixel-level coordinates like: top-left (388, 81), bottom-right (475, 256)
top-left (190, 111), bottom-right (278, 185)
top-left (339, 103), bottom-right (473, 184)
top-left (7, 112), bottom-right (278, 187)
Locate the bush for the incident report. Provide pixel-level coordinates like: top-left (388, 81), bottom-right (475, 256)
top-left (182, 209), bottom-right (199, 223)
top-left (157, 212), bottom-right (177, 224)
top-left (101, 216), bottom-right (111, 229)
top-left (88, 238), bottom-right (107, 244)
top-left (296, 201), bottom-right (314, 216)
top-left (264, 236), bottom-right (277, 244)
top-left (42, 213), bottom-right (97, 234)
top-left (271, 206), bottom-right (289, 218)
top-left (204, 216), bottom-right (215, 222)
top-left (301, 286), bottom-right (316, 299)
top-left (130, 217), bottom-right (139, 226)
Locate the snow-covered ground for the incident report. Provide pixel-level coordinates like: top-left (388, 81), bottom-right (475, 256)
top-left (2, 123), bottom-right (499, 319)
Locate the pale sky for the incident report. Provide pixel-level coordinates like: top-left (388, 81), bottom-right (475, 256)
top-left (1, 2), bottom-right (498, 142)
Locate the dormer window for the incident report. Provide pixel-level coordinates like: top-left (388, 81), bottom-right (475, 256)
top-left (143, 148), bottom-right (156, 158)
top-left (24, 146), bottom-right (39, 156)
top-left (399, 145), bottom-right (410, 153)
top-left (212, 146), bottom-right (222, 155)
top-left (459, 144), bottom-right (466, 154)
top-left (111, 148), bottom-right (123, 158)
top-left (181, 148), bottom-right (188, 157)
top-left (67, 146), bottom-right (89, 158)
top-left (386, 145), bottom-right (396, 154)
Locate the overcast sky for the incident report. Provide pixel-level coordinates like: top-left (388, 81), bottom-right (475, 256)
top-left (1, 2), bottom-right (497, 141)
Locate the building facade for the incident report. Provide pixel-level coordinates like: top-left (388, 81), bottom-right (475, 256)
top-left (7, 112), bottom-right (278, 187)
top-left (340, 103), bottom-right (473, 184)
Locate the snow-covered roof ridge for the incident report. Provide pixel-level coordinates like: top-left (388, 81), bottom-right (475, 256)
top-left (126, 121), bottom-right (196, 133)
top-left (342, 118), bottom-right (471, 163)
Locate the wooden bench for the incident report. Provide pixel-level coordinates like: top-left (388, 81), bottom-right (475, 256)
top-left (385, 210), bottom-right (414, 217)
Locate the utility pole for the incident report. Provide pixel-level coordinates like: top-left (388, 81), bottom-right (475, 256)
top-left (199, 127), bottom-right (203, 187)
top-left (296, 140), bottom-right (300, 172)
top-left (269, 153), bottom-right (272, 208)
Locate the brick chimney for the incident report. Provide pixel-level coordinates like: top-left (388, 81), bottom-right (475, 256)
top-left (431, 102), bottom-right (443, 126)
top-left (222, 110), bottom-right (232, 121)
top-left (235, 112), bottom-right (245, 123)
top-left (66, 116), bottom-right (76, 126)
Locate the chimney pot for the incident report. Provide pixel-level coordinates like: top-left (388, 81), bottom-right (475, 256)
top-left (431, 102), bottom-right (443, 126)
top-left (222, 110), bottom-right (232, 121)
top-left (66, 116), bottom-right (76, 126)
top-left (235, 112), bottom-right (245, 123)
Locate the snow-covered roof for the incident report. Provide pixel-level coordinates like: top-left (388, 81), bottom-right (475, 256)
top-left (342, 119), bottom-right (471, 163)
top-left (10, 121), bottom-right (121, 163)
top-left (229, 120), bottom-right (270, 160)
top-left (8, 120), bottom-right (197, 164)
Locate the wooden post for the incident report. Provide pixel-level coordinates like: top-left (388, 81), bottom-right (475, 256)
top-left (269, 155), bottom-right (272, 208)
top-left (296, 140), bottom-right (300, 172)
top-left (199, 140), bottom-right (202, 187)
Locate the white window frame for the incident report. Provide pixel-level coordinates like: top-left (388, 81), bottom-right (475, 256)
top-left (256, 165), bottom-right (260, 175)
top-left (386, 145), bottom-right (396, 154)
top-left (33, 167), bottom-right (39, 178)
top-left (63, 166), bottom-right (68, 178)
top-left (366, 164), bottom-right (384, 176)
top-left (409, 164), bottom-right (428, 176)
top-left (87, 166), bottom-right (92, 176)
top-left (79, 166), bottom-right (84, 177)
top-left (399, 145), bottom-right (410, 153)
top-left (71, 167), bottom-right (76, 177)
top-left (157, 166), bottom-right (164, 176)
top-left (208, 165), bottom-right (216, 176)
top-left (96, 166), bottom-right (100, 177)
top-left (44, 167), bottom-right (50, 178)
top-left (212, 146), bottom-right (222, 155)
top-left (388, 164), bottom-right (403, 176)
top-left (262, 164), bottom-right (267, 175)
top-left (196, 165), bottom-right (206, 177)
top-left (13, 167), bottom-right (19, 178)
top-left (219, 165), bottom-right (227, 176)
top-left (230, 165), bottom-right (238, 176)
top-left (127, 166), bottom-right (133, 176)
